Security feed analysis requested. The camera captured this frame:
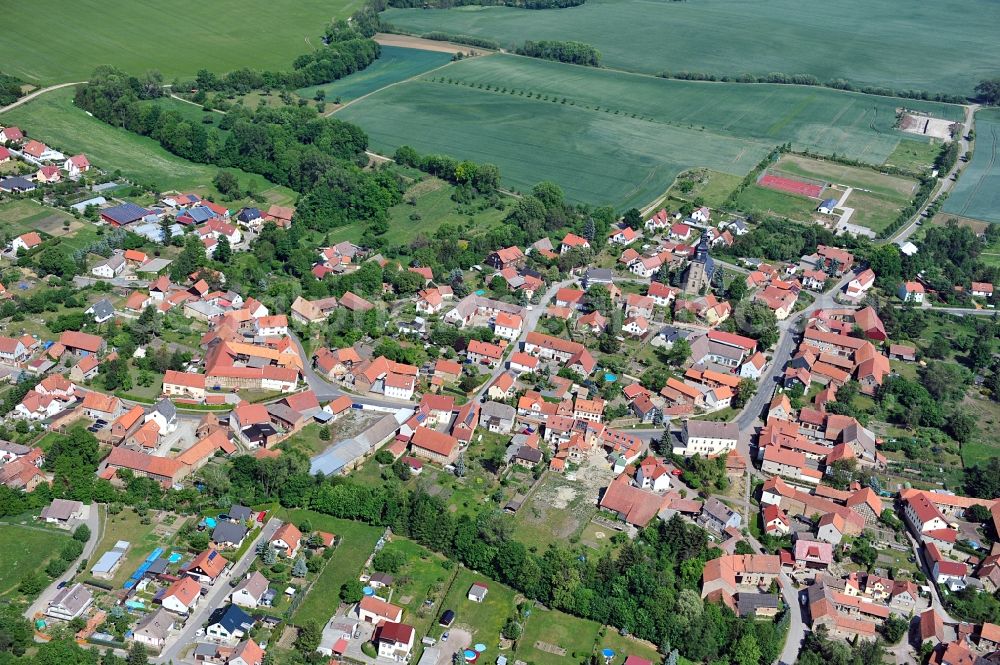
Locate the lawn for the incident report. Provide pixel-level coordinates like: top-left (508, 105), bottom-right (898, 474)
top-left (958, 393), bottom-right (1000, 469)
top-left (883, 138), bottom-right (945, 174)
top-left (0, 88), bottom-right (296, 202)
top-left (84, 508), bottom-right (165, 588)
top-left (667, 169), bottom-right (743, 209)
top-left (735, 185), bottom-right (818, 221)
top-left (325, 177), bottom-right (508, 247)
top-left (515, 606), bottom-right (601, 665)
top-left (0, 524), bottom-right (71, 599)
top-left (943, 108), bottom-right (1000, 224)
top-left (381, 0), bottom-right (999, 97)
top-left (299, 46), bottom-right (455, 104)
top-left (283, 509), bottom-right (383, 626)
top-left (372, 539), bottom-right (456, 640)
top-left (434, 568), bottom-right (516, 644)
top-left (338, 54), bottom-right (960, 208)
top-left (1, 0), bottom-right (364, 84)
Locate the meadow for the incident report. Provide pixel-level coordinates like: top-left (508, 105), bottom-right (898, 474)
top-left (943, 108), bottom-right (1000, 224)
top-left (1, 88), bottom-right (296, 204)
top-left (381, 0), bottom-right (1000, 97)
top-left (0, 524), bottom-right (70, 598)
top-left (338, 54), bottom-right (960, 208)
top-left (1, 0), bottom-right (363, 84)
top-left (298, 46), bottom-right (454, 104)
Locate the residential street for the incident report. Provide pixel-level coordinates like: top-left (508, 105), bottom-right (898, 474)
top-left (153, 518), bottom-right (281, 665)
top-left (23, 505), bottom-right (103, 621)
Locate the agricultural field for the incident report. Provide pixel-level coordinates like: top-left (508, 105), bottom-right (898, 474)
top-left (338, 54), bottom-right (961, 208)
top-left (298, 46), bottom-right (454, 104)
top-left (883, 138), bottom-right (946, 174)
top-left (0, 88), bottom-right (296, 204)
top-left (325, 177), bottom-right (508, 247)
top-left (943, 108), bottom-right (1000, 224)
top-left (0, 199), bottom-right (79, 239)
top-left (1, 0), bottom-right (363, 84)
top-left (283, 509), bottom-right (384, 625)
top-left (381, 0), bottom-right (1000, 97)
top-left (0, 524), bottom-right (71, 599)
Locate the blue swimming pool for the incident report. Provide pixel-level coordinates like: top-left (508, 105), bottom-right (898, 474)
top-left (167, 552), bottom-right (182, 563)
top-left (604, 373), bottom-right (617, 382)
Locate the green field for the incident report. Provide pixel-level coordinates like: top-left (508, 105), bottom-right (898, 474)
top-left (943, 108), bottom-right (1000, 224)
top-left (337, 54), bottom-right (961, 208)
top-left (0, 88), bottom-right (295, 203)
top-left (283, 509), bottom-right (383, 626)
top-left (1, 0), bottom-right (363, 84)
top-left (434, 568), bottom-right (516, 643)
top-left (736, 185), bottom-right (819, 221)
top-left (327, 176), bottom-right (508, 246)
top-left (298, 46), bottom-right (454, 103)
top-left (0, 199), bottom-right (79, 237)
top-left (667, 169), bottom-right (744, 208)
top-left (883, 138), bottom-right (945, 174)
top-left (381, 0), bottom-right (1000, 97)
top-left (0, 524), bottom-right (70, 598)
top-left (86, 509), bottom-right (172, 588)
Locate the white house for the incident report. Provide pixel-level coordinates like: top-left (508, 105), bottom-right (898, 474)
top-left (904, 495), bottom-right (951, 533)
top-left (493, 312), bottom-right (523, 341)
top-left (691, 207), bottom-right (711, 224)
top-left (270, 523), bottom-right (302, 558)
top-left (673, 420), bottom-right (739, 457)
top-left (63, 154), bottom-right (91, 178)
top-left (0, 336), bottom-right (28, 363)
top-left (205, 605), bottom-right (254, 643)
top-left (146, 399), bottom-right (178, 434)
top-left (160, 577), bottom-right (201, 615)
top-left (898, 281), bottom-right (925, 303)
top-left (131, 608), bottom-right (174, 649)
top-left (623, 316), bottom-right (649, 337)
top-left (45, 583), bottom-right (93, 621)
top-left (467, 582), bottom-right (488, 602)
top-left (635, 457), bottom-right (670, 492)
top-left (384, 373), bottom-right (416, 401)
top-left (375, 622), bottom-right (415, 661)
top-left (11, 232), bottom-right (43, 254)
top-left (91, 254), bottom-right (126, 278)
top-left (229, 572), bottom-right (270, 609)
top-left (845, 269), bottom-right (875, 300)
top-left (740, 352), bottom-right (767, 380)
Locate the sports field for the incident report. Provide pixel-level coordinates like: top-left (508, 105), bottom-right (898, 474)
top-left (1, 0), bottom-right (363, 84)
top-left (0, 88), bottom-right (295, 204)
top-left (338, 54), bottom-right (961, 207)
top-left (943, 108), bottom-right (1000, 224)
top-left (382, 0), bottom-right (1000, 97)
top-left (298, 46), bottom-right (454, 104)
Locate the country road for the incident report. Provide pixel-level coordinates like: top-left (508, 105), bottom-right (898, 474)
top-left (0, 82), bottom-right (84, 115)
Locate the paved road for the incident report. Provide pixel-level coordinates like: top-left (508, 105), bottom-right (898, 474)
top-left (0, 81), bottom-right (85, 115)
top-left (890, 104), bottom-right (978, 245)
top-left (154, 518), bottom-right (281, 665)
top-left (899, 305), bottom-right (1000, 317)
top-left (23, 505), bottom-right (103, 621)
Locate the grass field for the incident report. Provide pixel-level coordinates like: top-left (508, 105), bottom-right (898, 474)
top-left (514, 606), bottom-right (662, 665)
top-left (736, 185), bottom-right (818, 221)
top-left (326, 177), bottom-right (508, 246)
top-left (299, 46), bottom-right (454, 103)
top-left (1, 0), bottom-right (363, 84)
top-left (381, 0), bottom-right (1000, 97)
top-left (283, 509), bottom-right (383, 626)
top-left (883, 138), bottom-right (945, 173)
top-left (338, 54), bottom-right (960, 208)
top-left (434, 568), bottom-right (516, 643)
top-left (0, 524), bottom-right (70, 598)
top-left (0, 199), bottom-right (78, 237)
top-left (959, 393), bottom-right (1000, 468)
top-left (373, 539), bottom-right (455, 641)
top-left (666, 169), bottom-right (743, 209)
top-left (943, 108), bottom-right (1000, 224)
top-left (0, 88), bottom-right (296, 203)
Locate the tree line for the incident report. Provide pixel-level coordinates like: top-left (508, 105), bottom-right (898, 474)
top-left (659, 70), bottom-right (967, 104)
top-left (388, 0), bottom-right (584, 8)
top-left (0, 71), bottom-right (25, 107)
top-left (516, 40), bottom-right (602, 66)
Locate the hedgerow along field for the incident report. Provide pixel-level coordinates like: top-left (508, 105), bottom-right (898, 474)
top-left (297, 46), bottom-right (454, 104)
top-left (943, 108), bottom-right (1000, 224)
top-left (337, 54), bottom-right (962, 208)
top-left (0, 0), bottom-right (364, 85)
top-left (381, 0), bottom-right (1000, 98)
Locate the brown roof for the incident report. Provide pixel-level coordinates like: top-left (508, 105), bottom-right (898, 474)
top-left (185, 549), bottom-right (228, 578)
top-left (176, 430), bottom-right (236, 466)
top-left (410, 427), bottom-right (458, 457)
top-left (104, 447), bottom-right (184, 481)
top-left (163, 576), bottom-right (201, 606)
top-left (59, 330), bottom-right (104, 353)
top-left (359, 595), bottom-right (403, 621)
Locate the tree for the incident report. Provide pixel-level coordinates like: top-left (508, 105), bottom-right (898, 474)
top-left (966, 458), bottom-right (1000, 499)
top-left (126, 641), bottom-right (149, 665)
top-left (879, 614), bottom-right (908, 644)
top-left (622, 208), bottom-right (642, 231)
top-left (292, 557), bottom-right (308, 577)
top-left (665, 338), bottom-right (691, 367)
top-left (294, 620), bottom-right (321, 655)
top-left (967, 504), bottom-right (991, 523)
top-left (263, 545), bottom-right (277, 565)
top-left (213, 170), bottom-right (240, 197)
top-left (726, 276), bottom-right (748, 302)
top-left (213, 235), bottom-right (232, 264)
top-left (73, 524), bottom-right (91, 542)
top-left (732, 633), bottom-right (761, 665)
top-left (455, 454), bottom-right (467, 477)
top-left (502, 618), bottom-right (522, 640)
top-left (340, 580), bottom-right (365, 603)
top-left (732, 379), bottom-right (756, 409)
top-left (947, 409), bottom-right (977, 443)
top-left (976, 78), bottom-right (1000, 105)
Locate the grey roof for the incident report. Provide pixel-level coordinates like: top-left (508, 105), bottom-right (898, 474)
top-left (702, 497), bottom-right (737, 524)
top-left (212, 521), bottom-right (248, 545)
top-left (357, 414), bottom-right (402, 448)
top-left (0, 176), bottom-right (35, 192)
top-left (585, 268), bottom-right (615, 283)
top-left (49, 583), bottom-right (92, 614)
top-left (229, 504), bottom-right (253, 522)
top-left (0, 440), bottom-right (32, 456)
top-left (40, 498), bottom-right (82, 521)
top-left (684, 420), bottom-right (739, 440)
top-left (232, 571), bottom-right (269, 601)
top-left (103, 254), bottom-right (126, 270)
top-left (514, 446), bottom-right (542, 464)
top-left (184, 300), bottom-right (224, 318)
top-left (146, 558), bottom-right (168, 576)
top-left (480, 401), bottom-right (515, 423)
top-left (134, 608), bottom-right (174, 640)
top-left (819, 198), bottom-right (838, 208)
top-left (237, 207), bottom-right (262, 223)
top-left (88, 299), bottom-right (115, 320)
top-left (70, 196), bottom-right (107, 212)
top-left (91, 549), bottom-right (125, 574)
top-left (657, 325), bottom-right (690, 344)
top-left (736, 593), bottom-right (779, 616)
top-left (180, 206), bottom-right (215, 223)
top-left (207, 604), bottom-right (253, 635)
top-left (370, 572), bottom-right (394, 585)
top-left (310, 437), bottom-right (370, 476)
top-left (153, 398), bottom-right (177, 421)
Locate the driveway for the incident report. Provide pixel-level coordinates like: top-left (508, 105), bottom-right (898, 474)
top-left (24, 504), bottom-right (102, 621)
top-left (153, 518), bottom-right (281, 664)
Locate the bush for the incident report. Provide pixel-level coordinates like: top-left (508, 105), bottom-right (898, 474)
top-left (374, 450), bottom-right (395, 465)
top-left (362, 642), bottom-right (378, 658)
top-left (372, 548), bottom-right (406, 574)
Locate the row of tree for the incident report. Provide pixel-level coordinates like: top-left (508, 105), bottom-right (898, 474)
top-left (388, 0), bottom-right (585, 8)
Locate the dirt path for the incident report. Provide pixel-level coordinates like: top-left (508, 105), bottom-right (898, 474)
top-left (327, 57), bottom-right (469, 115)
top-left (0, 81), bottom-right (85, 115)
top-left (374, 32), bottom-right (492, 55)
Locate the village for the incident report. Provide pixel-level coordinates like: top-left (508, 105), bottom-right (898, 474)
top-left (1, 118), bottom-right (1000, 665)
